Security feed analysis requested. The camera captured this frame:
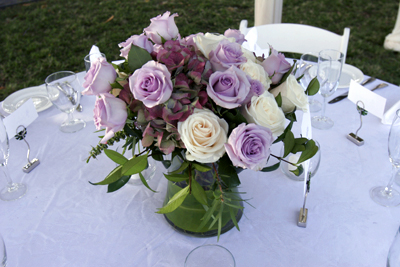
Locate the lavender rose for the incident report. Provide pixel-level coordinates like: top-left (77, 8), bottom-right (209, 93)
top-left (118, 33), bottom-right (153, 59)
top-left (144, 11), bottom-right (179, 45)
top-left (225, 123), bottom-right (273, 171)
top-left (128, 60), bottom-right (173, 108)
top-left (82, 57), bottom-right (117, 96)
top-left (94, 93), bottom-right (128, 144)
top-left (207, 66), bottom-right (251, 109)
top-left (261, 47), bottom-right (291, 84)
top-left (209, 39), bottom-right (247, 71)
top-left (224, 29), bottom-right (246, 45)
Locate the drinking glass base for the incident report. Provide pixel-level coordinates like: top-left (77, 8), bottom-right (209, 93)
top-left (60, 119), bottom-right (86, 133)
top-left (309, 99), bottom-right (322, 113)
top-left (311, 116), bottom-right (334, 130)
top-left (370, 186), bottom-right (400, 207)
top-left (0, 183), bottom-right (27, 201)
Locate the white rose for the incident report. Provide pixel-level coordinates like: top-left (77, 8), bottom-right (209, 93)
top-left (242, 92), bottom-right (286, 137)
top-left (269, 74), bottom-right (309, 113)
top-left (240, 60), bottom-right (271, 90)
top-left (194, 33), bottom-right (235, 58)
top-left (241, 47), bottom-right (256, 63)
top-left (178, 108), bottom-right (229, 163)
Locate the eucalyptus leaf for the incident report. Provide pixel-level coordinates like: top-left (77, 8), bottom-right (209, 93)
top-left (139, 172), bottom-right (157, 193)
top-left (90, 165), bottom-right (123, 185)
top-left (121, 154), bottom-right (148, 176)
top-left (107, 175), bottom-right (131, 192)
top-left (191, 179), bottom-right (208, 206)
top-left (128, 44), bottom-right (152, 72)
top-left (306, 77), bottom-right (320, 96)
top-left (156, 186), bottom-right (190, 214)
top-left (260, 162), bottom-right (280, 172)
top-left (104, 149), bottom-right (128, 165)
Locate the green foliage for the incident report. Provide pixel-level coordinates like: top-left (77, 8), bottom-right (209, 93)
top-left (306, 77), bottom-right (319, 96)
top-left (275, 92), bottom-right (282, 107)
top-left (156, 185), bottom-right (190, 214)
top-left (127, 44), bottom-right (152, 72)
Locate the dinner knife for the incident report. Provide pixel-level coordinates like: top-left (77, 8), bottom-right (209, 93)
top-left (328, 77), bottom-right (377, 104)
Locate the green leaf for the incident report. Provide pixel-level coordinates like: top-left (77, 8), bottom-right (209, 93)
top-left (121, 154), bottom-right (148, 176)
top-left (90, 165), bottom-right (123, 185)
top-left (107, 175), bottom-right (130, 192)
top-left (291, 144), bottom-right (306, 154)
top-left (163, 173), bottom-right (189, 182)
top-left (290, 164), bottom-right (304, 176)
top-left (191, 179), bottom-right (208, 205)
top-left (128, 44), bottom-right (152, 72)
top-left (218, 155), bottom-right (241, 188)
top-left (139, 172), bottom-right (157, 193)
top-left (285, 109), bottom-right (297, 122)
top-left (192, 162), bottom-right (212, 172)
top-left (104, 149), bottom-right (128, 165)
top-left (275, 92), bottom-right (282, 107)
top-left (283, 131), bottom-right (295, 158)
top-left (306, 77), bottom-right (320, 96)
top-left (297, 140), bottom-right (319, 164)
top-left (295, 137), bottom-right (308, 145)
top-left (273, 121), bottom-right (294, 144)
top-left (156, 186), bottom-right (190, 214)
top-left (168, 161), bottom-right (189, 175)
top-left (110, 81), bottom-right (124, 90)
top-left (151, 151), bottom-right (164, 161)
top-left (229, 206), bottom-right (240, 231)
top-left (260, 162), bottom-right (280, 172)
top-left (280, 60), bottom-right (297, 82)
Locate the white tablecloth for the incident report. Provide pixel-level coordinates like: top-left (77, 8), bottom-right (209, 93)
top-left (1, 72), bottom-right (400, 266)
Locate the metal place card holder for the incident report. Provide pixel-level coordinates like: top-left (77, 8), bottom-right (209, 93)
top-left (15, 125), bottom-right (40, 173)
top-left (298, 175), bottom-right (311, 228)
top-left (347, 101), bottom-right (368, 146)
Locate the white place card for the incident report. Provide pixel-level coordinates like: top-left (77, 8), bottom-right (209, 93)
top-left (4, 98), bottom-right (38, 139)
top-left (348, 80), bottom-right (387, 119)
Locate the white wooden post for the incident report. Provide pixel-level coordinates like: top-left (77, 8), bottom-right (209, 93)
top-left (384, 1), bottom-right (400, 51)
top-left (254, 0), bottom-right (283, 26)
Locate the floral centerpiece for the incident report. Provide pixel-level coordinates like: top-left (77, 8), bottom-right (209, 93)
top-left (84, 11), bottom-right (319, 238)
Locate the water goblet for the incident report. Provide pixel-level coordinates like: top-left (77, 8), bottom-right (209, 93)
top-left (298, 52), bottom-right (322, 113)
top-left (311, 49), bottom-right (344, 130)
top-left (0, 117), bottom-right (27, 201)
top-left (45, 71), bottom-right (86, 133)
top-left (280, 141), bottom-right (321, 181)
top-left (185, 244), bottom-right (235, 267)
top-left (370, 109), bottom-right (400, 207)
top-left (84, 53), bottom-right (106, 72)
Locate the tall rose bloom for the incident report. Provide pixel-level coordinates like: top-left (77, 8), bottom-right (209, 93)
top-left (178, 108), bottom-right (228, 163)
top-left (261, 47), bottom-right (291, 84)
top-left (207, 66), bottom-right (250, 109)
top-left (94, 93), bottom-right (128, 144)
top-left (128, 60), bottom-right (173, 108)
top-left (144, 11), bottom-right (179, 44)
top-left (209, 39), bottom-right (247, 71)
top-left (224, 29), bottom-right (246, 45)
top-left (269, 74), bottom-right (309, 113)
top-left (225, 123), bottom-right (273, 171)
top-left (119, 33), bottom-right (153, 59)
top-left (82, 57), bottom-right (117, 96)
top-left (243, 92), bottom-right (286, 137)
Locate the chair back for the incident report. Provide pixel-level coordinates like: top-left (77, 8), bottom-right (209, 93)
top-left (239, 20), bottom-right (350, 63)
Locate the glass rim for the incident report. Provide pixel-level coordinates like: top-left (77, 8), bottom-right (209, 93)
top-left (318, 49), bottom-right (344, 60)
top-left (84, 52), bottom-right (106, 62)
top-left (45, 71), bottom-right (76, 85)
top-left (184, 244), bottom-right (235, 266)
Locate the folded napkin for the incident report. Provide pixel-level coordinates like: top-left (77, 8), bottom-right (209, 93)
top-left (382, 100), bottom-right (400, 124)
top-left (242, 27), bottom-right (269, 57)
top-left (88, 45), bottom-right (102, 62)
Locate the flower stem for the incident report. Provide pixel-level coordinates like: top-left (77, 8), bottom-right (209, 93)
top-left (212, 163), bottom-right (224, 202)
top-left (270, 153), bottom-right (297, 166)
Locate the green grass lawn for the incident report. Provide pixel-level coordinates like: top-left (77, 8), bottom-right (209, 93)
top-left (1, 0), bottom-right (399, 101)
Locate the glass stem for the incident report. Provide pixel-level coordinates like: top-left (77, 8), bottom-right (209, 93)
top-left (385, 165), bottom-right (398, 195)
top-left (1, 164), bottom-right (15, 188)
top-left (67, 112), bottom-right (74, 123)
top-left (321, 96), bottom-right (327, 118)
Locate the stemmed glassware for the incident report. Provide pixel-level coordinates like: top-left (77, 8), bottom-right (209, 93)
top-left (311, 49), bottom-right (344, 130)
top-left (45, 71), bottom-right (86, 133)
top-left (370, 109), bottom-right (400, 207)
top-left (298, 52), bottom-right (322, 113)
top-left (0, 233), bottom-right (6, 267)
top-left (0, 117), bottom-right (27, 201)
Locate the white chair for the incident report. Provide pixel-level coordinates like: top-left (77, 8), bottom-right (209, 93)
top-left (239, 20), bottom-right (350, 63)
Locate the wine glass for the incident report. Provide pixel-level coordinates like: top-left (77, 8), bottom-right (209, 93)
top-left (0, 233), bottom-right (6, 267)
top-left (388, 226), bottom-right (400, 267)
top-left (0, 117), bottom-right (27, 201)
top-left (185, 244), bottom-right (235, 267)
top-left (370, 109), bottom-right (400, 207)
top-left (45, 71), bottom-right (86, 133)
top-left (311, 49), bottom-right (344, 130)
top-left (298, 52), bottom-right (322, 113)
top-left (280, 141), bottom-right (321, 181)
